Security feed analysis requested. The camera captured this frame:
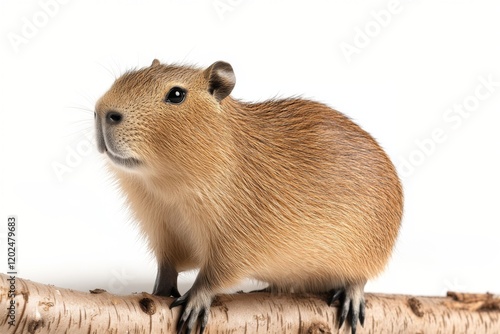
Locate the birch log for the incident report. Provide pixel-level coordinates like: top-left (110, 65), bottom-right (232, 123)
top-left (1, 274), bottom-right (499, 333)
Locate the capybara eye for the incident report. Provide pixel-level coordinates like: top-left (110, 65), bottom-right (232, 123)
top-left (165, 87), bottom-right (186, 104)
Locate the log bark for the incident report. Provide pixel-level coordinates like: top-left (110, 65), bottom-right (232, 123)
top-left (1, 274), bottom-right (499, 333)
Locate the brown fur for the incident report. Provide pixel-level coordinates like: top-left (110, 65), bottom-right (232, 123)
top-left (95, 60), bottom-right (403, 330)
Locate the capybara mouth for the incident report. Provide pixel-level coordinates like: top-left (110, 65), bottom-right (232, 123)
top-left (104, 148), bottom-right (141, 168)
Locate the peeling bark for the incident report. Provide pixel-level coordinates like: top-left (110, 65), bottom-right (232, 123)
top-left (1, 274), bottom-right (499, 333)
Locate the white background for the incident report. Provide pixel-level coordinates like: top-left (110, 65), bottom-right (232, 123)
top-left (1, 0), bottom-right (499, 297)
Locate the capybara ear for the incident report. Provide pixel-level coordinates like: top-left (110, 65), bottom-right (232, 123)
top-left (151, 59), bottom-right (161, 67)
top-left (203, 61), bottom-right (235, 102)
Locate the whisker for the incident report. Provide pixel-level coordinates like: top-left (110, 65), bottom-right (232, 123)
top-left (66, 105), bottom-right (94, 115)
top-left (97, 61), bottom-right (119, 80)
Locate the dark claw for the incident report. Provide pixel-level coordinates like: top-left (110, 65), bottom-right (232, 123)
top-left (327, 287), bottom-right (365, 334)
top-left (328, 289), bottom-right (345, 305)
top-left (350, 301), bottom-right (358, 334)
top-left (359, 299), bottom-right (366, 327)
top-left (199, 308), bottom-right (208, 334)
top-left (177, 316), bottom-right (187, 334)
top-left (339, 297), bottom-right (350, 329)
top-left (172, 294), bottom-right (190, 334)
top-left (170, 290), bottom-right (210, 334)
top-left (184, 319), bottom-right (193, 334)
top-left (170, 293), bottom-right (188, 309)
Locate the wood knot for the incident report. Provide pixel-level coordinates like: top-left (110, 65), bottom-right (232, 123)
top-left (28, 319), bottom-right (45, 333)
top-left (38, 301), bottom-right (54, 312)
top-left (407, 297), bottom-right (425, 317)
top-left (89, 288), bottom-right (106, 294)
top-left (139, 297), bottom-right (156, 315)
top-left (446, 291), bottom-right (500, 311)
top-left (306, 323), bottom-right (332, 334)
